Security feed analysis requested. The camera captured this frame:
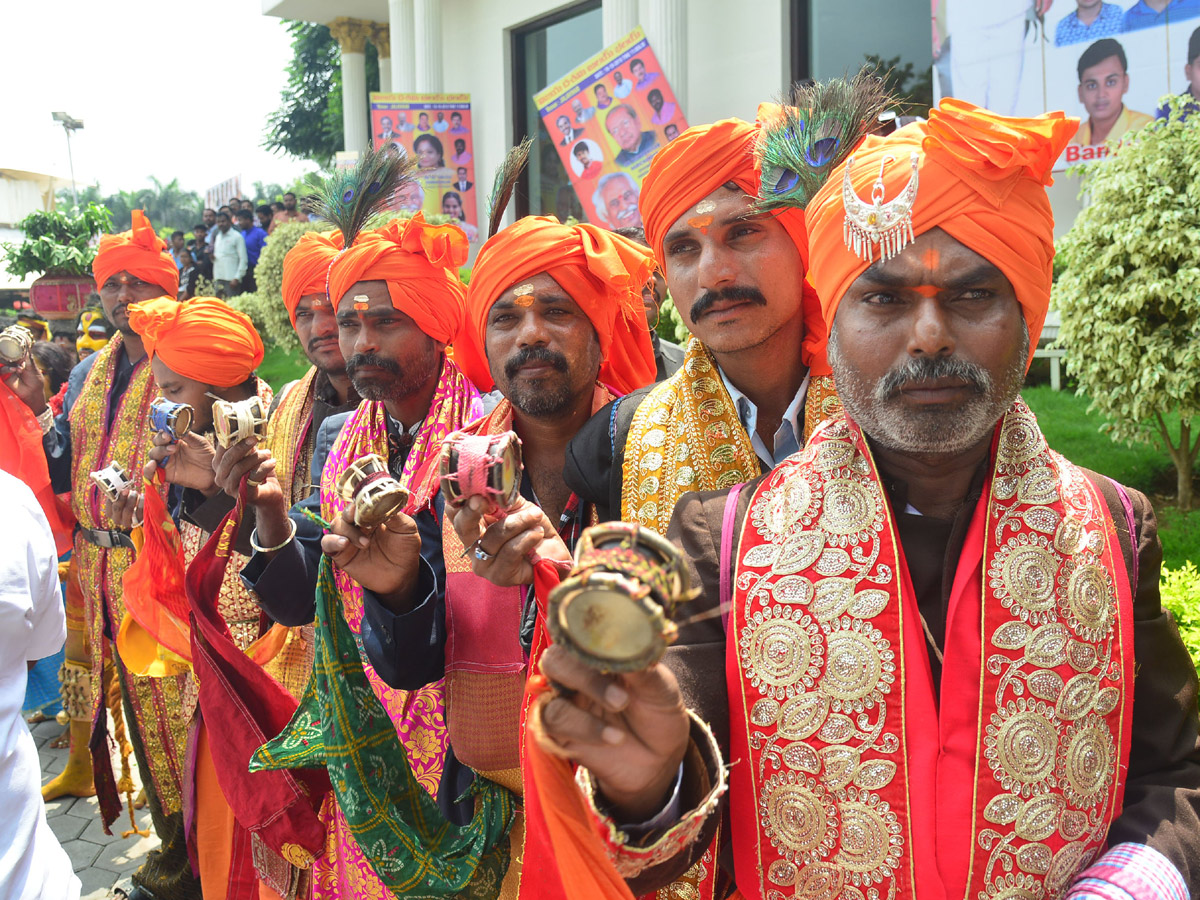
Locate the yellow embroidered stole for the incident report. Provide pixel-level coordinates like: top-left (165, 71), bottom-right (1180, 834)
top-left (622, 337), bottom-right (839, 534)
top-left (726, 401), bottom-right (1134, 899)
top-left (68, 336), bottom-right (194, 814)
top-left (264, 367), bottom-right (319, 507)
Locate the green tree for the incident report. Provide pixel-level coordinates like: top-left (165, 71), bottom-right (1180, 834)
top-left (1054, 104), bottom-right (1200, 507)
top-left (863, 54), bottom-right (934, 115)
top-left (265, 21), bottom-right (380, 167)
top-left (55, 178), bottom-right (201, 232)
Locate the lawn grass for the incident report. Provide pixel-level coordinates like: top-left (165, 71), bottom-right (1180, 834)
top-left (1022, 385), bottom-right (1200, 567)
top-left (258, 343), bottom-right (309, 394)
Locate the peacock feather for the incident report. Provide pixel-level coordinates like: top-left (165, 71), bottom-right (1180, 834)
top-left (305, 145), bottom-right (417, 247)
top-left (486, 137), bottom-right (533, 238)
top-left (754, 72), bottom-right (895, 212)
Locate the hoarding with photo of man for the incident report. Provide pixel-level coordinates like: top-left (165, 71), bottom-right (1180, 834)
top-left (936, 0), bottom-right (1200, 168)
top-left (534, 27), bottom-right (688, 230)
top-left (369, 93), bottom-right (479, 240)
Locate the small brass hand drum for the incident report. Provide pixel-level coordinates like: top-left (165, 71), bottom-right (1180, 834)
top-left (90, 462), bottom-right (134, 502)
top-left (0, 325), bottom-right (33, 364)
top-left (212, 396), bottom-right (268, 448)
top-left (548, 522), bottom-right (694, 673)
top-left (439, 430), bottom-right (523, 514)
top-left (148, 398), bottom-right (194, 442)
top-left (335, 453), bottom-right (410, 529)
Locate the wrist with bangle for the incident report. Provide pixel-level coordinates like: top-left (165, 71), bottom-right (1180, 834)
top-left (250, 518), bottom-right (297, 553)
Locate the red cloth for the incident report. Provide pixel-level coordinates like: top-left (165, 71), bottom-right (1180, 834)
top-left (639, 108), bottom-right (828, 374)
top-left (805, 99), bottom-right (1079, 365)
top-left (93, 210), bottom-right (180, 298)
top-left (281, 229), bottom-right (344, 326)
top-left (325, 213), bottom-right (468, 345)
top-left (456, 216), bottom-right (656, 395)
top-left (0, 382), bottom-right (74, 554)
top-left (127, 296), bottom-right (264, 387)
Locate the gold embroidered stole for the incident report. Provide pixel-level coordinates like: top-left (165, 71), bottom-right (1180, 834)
top-left (727, 402), bottom-right (1133, 900)
top-left (622, 337), bottom-right (839, 534)
top-left (265, 366), bottom-right (318, 507)
top-left (69, 336), bottom-right (194, 814)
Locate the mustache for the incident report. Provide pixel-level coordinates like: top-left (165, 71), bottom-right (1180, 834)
top-left (503, 346), bottom-right (569, 380)
top-left (345, 353), bottom-right (401, 377)
top-left (875, 355), bottom-right (992, 401)
top-left (307, 334), bottom-right (339, 355)
top-left (688, 286), bottom-right (767, 324)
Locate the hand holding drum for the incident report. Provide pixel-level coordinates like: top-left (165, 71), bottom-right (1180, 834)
top-left (335, 454), bottom-right (410, 530)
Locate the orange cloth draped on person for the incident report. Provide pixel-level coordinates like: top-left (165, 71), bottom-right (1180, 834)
top-left (454, 216), bottom-right (657, 395)
top-left (93, 210), bottom-right (180, 297)
top-left (129, 296), bottom-right (265, 387)
top-left (281, 229), bottom-right (344, 324)
top-left (0, 382), bottom-right (74, 553)
top-left (326, 211), bottom-right (468, 345)
top-left (120, 295), bottom-right (264, 670)
top-left (119, 296), bottom-right (282, 900)
top-left (805, 98), bottom-right (1077, 366)
top-left (639, 106), bottom-right (828, 374)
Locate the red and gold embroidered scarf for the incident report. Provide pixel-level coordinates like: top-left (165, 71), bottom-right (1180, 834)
top-left (727, 400), bottom-right (1134, 899)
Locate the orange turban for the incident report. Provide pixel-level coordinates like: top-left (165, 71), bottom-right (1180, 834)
top-left (128, 296), bottom-right (264, 387)
top-left (455, 216), bottom-right (656, 396)
top-left (326, 213), bottom-right (468, 346)
top-left (281, 229), bottom-right (344, 326)
top-left (639, 107), bottom-right (827, 374)
top-left (93, 210), bottom-right (180, 298)
top-left (806, 99), bottom-right (1078, 364)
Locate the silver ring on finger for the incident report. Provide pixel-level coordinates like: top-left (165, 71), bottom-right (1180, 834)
top-left (471, 539), bottom-right (496, 562)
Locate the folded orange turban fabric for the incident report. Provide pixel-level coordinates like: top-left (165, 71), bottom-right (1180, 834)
top-left (93, 209), bottom-right (180, 298)
top-left (639, 106), bottom-right (827, 374)
top-left (456, 216), bottom-right (656, 396)
top-left (128, 296), bottom-right (264, 387)
top-left (281, 229), bottom-right (344, 325)
top-left (806, 99), bottom-right (1078, 363)
top-left (326, 213), bottom-right (468, 345)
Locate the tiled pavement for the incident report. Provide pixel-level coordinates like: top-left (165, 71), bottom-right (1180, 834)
top-left (33, 718), bottom-right (158, 900)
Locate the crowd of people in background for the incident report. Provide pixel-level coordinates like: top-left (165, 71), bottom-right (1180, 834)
top-left (172, 192), bottom-right (314, 301)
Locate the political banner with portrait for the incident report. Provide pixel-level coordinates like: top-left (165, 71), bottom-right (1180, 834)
top-left (934, 1), bottom-right (1200, 169)
top-left (533, 26), bottom-right (688, 231)
top-left (369, 93), bottom-right (480, 240)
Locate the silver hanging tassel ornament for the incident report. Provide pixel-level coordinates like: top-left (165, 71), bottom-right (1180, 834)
top-left (842, 151), bottom-right (920, 263)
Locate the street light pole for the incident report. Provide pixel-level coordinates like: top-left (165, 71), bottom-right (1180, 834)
top-left (51, 112), bottom-right (84, 212)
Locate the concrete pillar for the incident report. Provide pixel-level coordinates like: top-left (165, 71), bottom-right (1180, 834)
top-left (328, 18), bottom-right (373, 153)
top-left (603, 0), bottom-right (639, 45)
top-left (371, 23), bottom-right (392, 93)
top-left (413, 0), bottom-right (443, 93)
top-left (389, 0), bottom-right (415, 92)
top-left (646, 0), bottom-right (687, 110)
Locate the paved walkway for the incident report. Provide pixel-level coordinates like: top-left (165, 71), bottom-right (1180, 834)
top-left (34, 717), bottom-right (158, 900)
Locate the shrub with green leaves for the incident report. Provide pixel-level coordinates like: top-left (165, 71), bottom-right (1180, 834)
top-left (1, 203), bottom-right (114, 278)
top-left (1053, 103), bottom-right (1200, 507)
top-left (1160, 562), bottom-right (1200, 682)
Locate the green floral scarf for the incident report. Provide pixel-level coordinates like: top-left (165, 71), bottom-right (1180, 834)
top-left (250, 558), bottom-right (515, 898)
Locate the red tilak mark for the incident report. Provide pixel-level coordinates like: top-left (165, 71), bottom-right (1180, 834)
top-left (922, 248), bottom-right (940, 271)
top-left (913, 285), bottom-right (940, 298)
top-left (687, 215), bottom-right (713, 234)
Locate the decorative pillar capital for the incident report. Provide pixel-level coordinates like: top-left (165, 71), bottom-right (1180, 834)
top-left (328, 17), bottom-right (373, 54)
top-left (369, 23), bottom-right (391, 58)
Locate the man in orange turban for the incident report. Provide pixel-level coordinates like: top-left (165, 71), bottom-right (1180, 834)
top-left (3, 211), bottom-right (203, 900)
top-left (213, 229), bottom-right (359, 514)
top-left (117, 296), bottom-right (304, 900)
top-left (231, 210), bottom-right (486, 900)
top-left (528, 100), bottom-right (1200, 900)
top-left (563, 107), bottom-right (840, 538)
